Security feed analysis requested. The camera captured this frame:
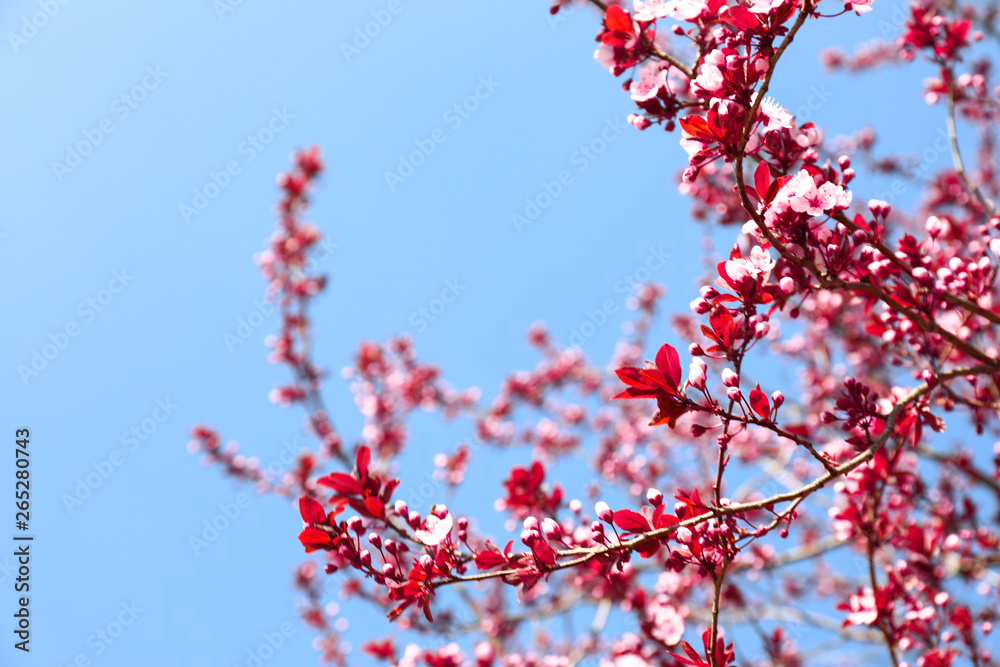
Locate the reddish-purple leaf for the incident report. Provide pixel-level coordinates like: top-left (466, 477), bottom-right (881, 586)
top-left (298, 495), bottom-right (327, 524)
top-left (754, 161), bottom-right (772, 197)
top-left (613, 509), bottom-right (653, 534)
top-left (317, 472), bottom-right (362, 496)
top-left (749, 384), bottom-right (770, 419)
top-left (655, 343), bottom-right (682, 391)
top-left (298, 527), bottom-right (334, 553)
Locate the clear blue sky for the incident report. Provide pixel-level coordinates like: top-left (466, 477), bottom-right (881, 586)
top-left (0, 0), bottom-right (957, 664)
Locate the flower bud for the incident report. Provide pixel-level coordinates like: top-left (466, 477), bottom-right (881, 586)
top-left (688, 358), bottom-right (707, 390)
top-left (523, 517), bottom-right (540, 532)
top-left (419, 554), bottom-right (433, 571)
top-left (721, 368), bottom-right (739, 387)
top-left (771, 390), bottom-right (784, 409)
top-left (408, 510), bottom-right (422, 529)
top-left (347, 516), bottom-right (363, 532)
top-left (689, 343), bottom-right (704, 356)
top-left (368, 532), bottom-right (382, 549)
top-left (727, 386), bottom-right (742, 402)
top-left (383, 539), bottom-right (397, 554)
top-left (382, 563), bottom-right (396, 578)
top-left (646, 488), bottom-right (663, 506)
top-left (359, 549), bottom-right (372, 567)
top-left (542, 517), bottom-right (563, 540)
top-left (394, 500), bottom-right (408, 517)
top-left (595, 501), bottom-right (613, 523)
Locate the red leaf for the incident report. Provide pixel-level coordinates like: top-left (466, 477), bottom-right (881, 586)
top-left (298, 527), bottom-right (334, 553)
top-left (709, 308), bottom-right (736, 348)
top-left (679, 114), bottom-right (723, 142)
top-left (655, 343), bottom-right (682, 391)
top-left (298, 495), bottom-right (327, 524)
top-left (853, 212), bottom-right (872, 233)
top-left (615, 366), bottom-right (655, 392)
top-left (754, 161), bottom-right (772, 197)
top-left (768, 174), bottom-right (794, 203)
top-left (719, 4), bottom-right (759, 30)
top-left (356, 445), bottom-right (371, 479)
top-left (531, 539), bottom-right (558, 569)
top-left (364, 496), bottom-right (386, 519)
top-left (604, 5), bottom-right (633, 34)
top-left (749, 384), bottom-right (770, 419)
top-left (474, 550), bottom-right (508, 570)
top-left (613, 509), bottom-right (653, 533)
top-left (317, 472), bottom-right (362, 496)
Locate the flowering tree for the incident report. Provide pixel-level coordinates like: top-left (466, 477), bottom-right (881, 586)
top-left (188, 0), bottom-right (1000, 664)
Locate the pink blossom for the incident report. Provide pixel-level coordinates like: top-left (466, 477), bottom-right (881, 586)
top-left (648, 596), bottom-right (687, 645)
top-left (773, 170), bottom-right (852, 217)
top-left (630, 63), bottom-right (669, 102)
top-left (717, 246), bottom-right (775, 289)
top-left (844, 588), bottom-right (879, 626)
top-left (665, 0), bottom-right (709, 21)
top-left (693, 50), bottom-right (726, 94)
top-left (414, 513), bottom-right (453, 546)
top-left (748, 0), bottom-right (789, 13)
top-left (633, 0), bottom-right (671, 21)
top-left (755, 95), bottom-right (794, 133)
top-left (603, 654), bottom-right (652, 667)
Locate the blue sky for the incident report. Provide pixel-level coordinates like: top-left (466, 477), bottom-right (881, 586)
top-left (0, 0), bottom-right (967, 665)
